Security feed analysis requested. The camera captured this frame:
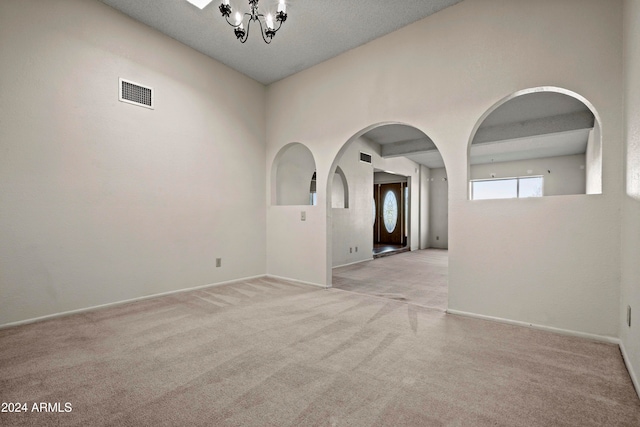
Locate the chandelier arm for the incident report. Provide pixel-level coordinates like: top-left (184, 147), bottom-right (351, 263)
top-left (272, 17), bottom-right (284, 32)
top-left (239, 19), bottom-right (250, 43)
top-left (256, 19), bottom-right (273, 44)
top-left (219, 1), bottom-right (286, 43)
top-left (224, 12), bottom-right (252, 28)
top-left (255, 12), bottom-right (283, 36)
top-left (224, 16), bottom-right (239, 28)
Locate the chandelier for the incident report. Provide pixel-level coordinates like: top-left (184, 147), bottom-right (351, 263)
top-left (219, 0), bottom-right (287, 44)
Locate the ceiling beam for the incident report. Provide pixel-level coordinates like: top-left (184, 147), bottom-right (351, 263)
top-left (472, 111), bottom-right (594, 145)
top-left (381, 137), bottom-right (437, 158)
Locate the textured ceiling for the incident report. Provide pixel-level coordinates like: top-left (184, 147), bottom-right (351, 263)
top-left (98, 0), bottom-right (464, 85)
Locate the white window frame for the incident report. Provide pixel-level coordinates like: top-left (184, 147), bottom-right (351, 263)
top-left (470, 175), bottom-right (544, 200)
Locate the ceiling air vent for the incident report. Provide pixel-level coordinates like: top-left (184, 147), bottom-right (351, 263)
top-left (119, 78), bottom-right (154, 109)
top-left (360, 152), bottom-right (372, 164)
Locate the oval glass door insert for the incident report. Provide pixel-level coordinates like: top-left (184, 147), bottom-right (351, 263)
top-left (383, 191), bottom-right (398, 233)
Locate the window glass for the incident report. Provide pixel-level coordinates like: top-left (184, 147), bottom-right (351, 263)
top-left (471, 176), bottom-right (544, 200)
top-left (519, 177), bottom-right (543, 198)
top-left (383, 191), bottom-right (398, 233)
top-left (472, 179), bottom-right (517, 200)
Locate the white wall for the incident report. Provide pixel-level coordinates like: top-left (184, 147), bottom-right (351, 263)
top-left (328, 137), bottom-right (421, 268)
top-left (586, 121), bottom-right (603, 194)
top-left (266, 0), bottom-right (623, 338)
top-left (471, 154), bottom-right (587, 196)
top-left (332, 137), bottom-right (375, 267)
top-left (419, 165), bottom-right (431, 249)
top-left (622, 0), bottom-right (640, 396)
top-left (0, 0), bottom-right (266, 326)
top-left (428, 168), bottom-right (449, 248)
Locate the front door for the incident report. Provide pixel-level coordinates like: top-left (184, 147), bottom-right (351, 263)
top-left (374, 183), bottom-right (404, 245)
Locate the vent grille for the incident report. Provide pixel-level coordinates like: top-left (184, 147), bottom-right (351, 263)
top-left (119, 78), bottom-right (154, 109)
top-left (360, 152), bottom-right (372, 164)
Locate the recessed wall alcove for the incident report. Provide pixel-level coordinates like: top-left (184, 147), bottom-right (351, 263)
top-left (331, 166), bottom-right (349, 209)
top-left (271, 143), bottom-right (317, 206)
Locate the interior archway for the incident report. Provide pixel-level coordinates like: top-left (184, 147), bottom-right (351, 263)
top-left (467, 87), bottom-right (603, 200)
top-left (326, 122), bottom-right (450, 310)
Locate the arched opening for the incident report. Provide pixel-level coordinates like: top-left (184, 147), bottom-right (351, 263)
top-left (271, 143), bottom-right (317, 206)
top-left (467, 87), bottom-right (602, 200)
top-left (327, 122), bottom-right (449, 310)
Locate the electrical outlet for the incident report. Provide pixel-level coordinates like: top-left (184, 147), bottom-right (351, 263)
top-left (355, 247), bottom-right (358, 252)
top-left (436, 236), bottom-right (439, 240)
top-left (628, 305), bottom-right (632, 328)
top-left (216, 258), bottom-right (222, 268)
top-left (350, 247), bottom-right (352, 253)
top-left (301, 211), bottom-right (306, 221)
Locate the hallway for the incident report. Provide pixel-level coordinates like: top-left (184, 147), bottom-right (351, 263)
top-left (332, 249), bottom-right (448, 310)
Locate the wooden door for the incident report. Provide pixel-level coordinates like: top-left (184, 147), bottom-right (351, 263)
top-left (374, 183), bottom-right (403, 245)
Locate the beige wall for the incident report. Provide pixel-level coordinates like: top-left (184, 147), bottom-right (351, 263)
top-left (0, 0), bottom-right (267, 325)
top-left (266, 0), bottom-right (624, 338)
top-left (622, 0), bottom-right (640, 396)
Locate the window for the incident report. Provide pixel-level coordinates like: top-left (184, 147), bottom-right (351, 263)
top-left (471, 176), bottom-right (543, 200)
top-left (383, 191), bottom-right (398, 233)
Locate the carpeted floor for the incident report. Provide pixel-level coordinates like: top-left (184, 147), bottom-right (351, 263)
top-left (332, 249), bottom-right (448, 310)
top-left (1, 277), bottom-right (639, 426)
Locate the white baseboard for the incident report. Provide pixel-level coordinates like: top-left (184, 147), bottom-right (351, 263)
top-left (332, 258), bottom-right (374, 269)
top-left (446, 309), bottom-right (620, 345)
top-left (265, 274), bottom-right (327, 289)
top-left (620, 341), bottom-right (640, 400)
top-left (0, 274), bottom-right (267, 330)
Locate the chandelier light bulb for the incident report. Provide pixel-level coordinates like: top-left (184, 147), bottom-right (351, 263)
top-left (219, 0), bottom-right (288, 44)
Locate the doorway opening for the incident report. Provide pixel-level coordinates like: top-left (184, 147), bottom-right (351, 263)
top-left (373, 171), bottom-right (409, 257)
top-left (326, 122), bottom-right (449, 310)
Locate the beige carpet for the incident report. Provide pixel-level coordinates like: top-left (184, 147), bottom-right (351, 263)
top-left (333, 249), bottom-right (448, 310)
top-left (1, 277), bottom-right (639, 426)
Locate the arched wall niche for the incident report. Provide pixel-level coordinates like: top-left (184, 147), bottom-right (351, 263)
top-left (271, 142), bottom-right (317, 206)
top-left (466, 86), bottom-right (603, 200)
top-left (331, 166), bottom-right (349, 209)
top-left (325, 121), bottom-right (448, 284)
